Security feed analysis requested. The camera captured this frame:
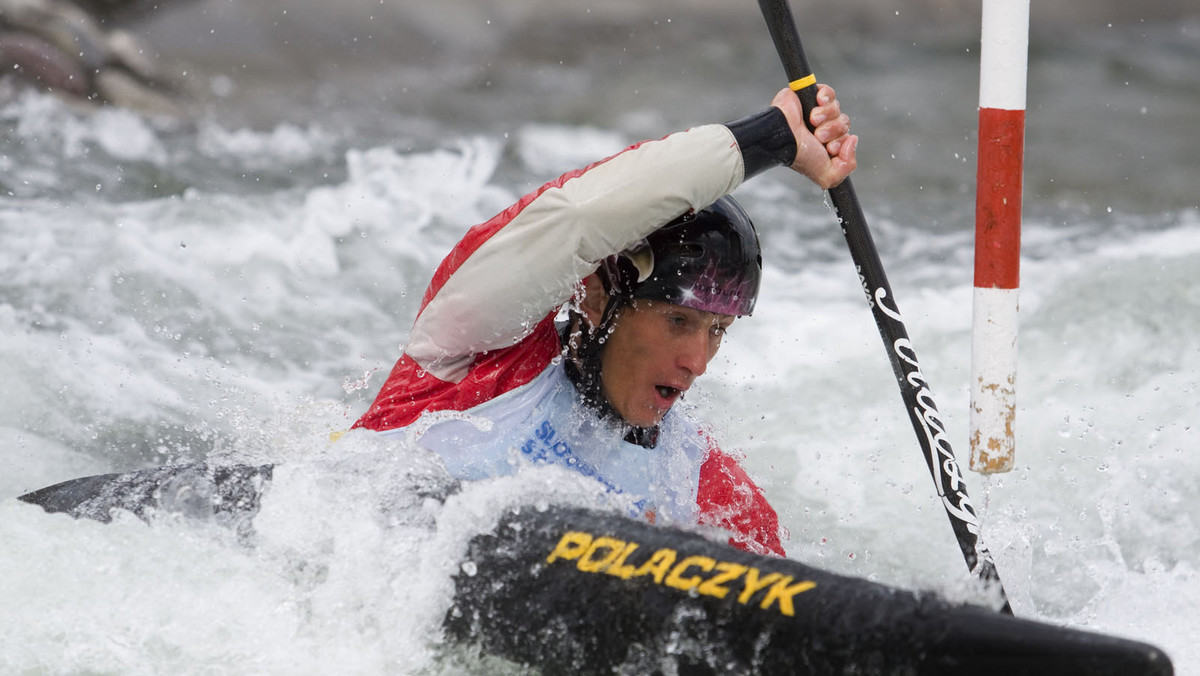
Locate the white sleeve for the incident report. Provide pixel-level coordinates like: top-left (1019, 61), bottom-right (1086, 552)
top-left (407, 124), bottom-right (746, 382)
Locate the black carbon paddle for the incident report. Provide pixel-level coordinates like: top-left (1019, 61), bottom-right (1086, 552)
top-left (757, 0), bottom-right (1013, 615)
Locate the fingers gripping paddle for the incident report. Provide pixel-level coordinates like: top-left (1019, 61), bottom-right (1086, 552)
top-left (757, 0), bottom-right (1013, 615)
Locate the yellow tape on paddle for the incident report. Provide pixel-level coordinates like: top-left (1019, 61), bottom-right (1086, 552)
top-left (789, 74), bottom-right (816, 91)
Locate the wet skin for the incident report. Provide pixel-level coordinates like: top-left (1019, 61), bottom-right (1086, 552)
top-left (579, 276), bottom-right (734, 427)
top-left (600, 300), bottom-right (734, 427)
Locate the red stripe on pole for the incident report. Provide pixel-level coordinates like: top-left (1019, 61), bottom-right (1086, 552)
top-left (974, 106), bottom-right (1024, 290)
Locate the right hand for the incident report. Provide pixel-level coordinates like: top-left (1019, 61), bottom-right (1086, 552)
top-left (771, 84), bottom-right (858, 190)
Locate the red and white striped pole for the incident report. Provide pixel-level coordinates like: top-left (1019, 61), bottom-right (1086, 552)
top-left (970, 0), bottom-right (1028, 475)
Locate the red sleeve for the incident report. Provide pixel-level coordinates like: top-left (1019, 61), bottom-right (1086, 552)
top-left (696, 447), bottom-right (786, 557)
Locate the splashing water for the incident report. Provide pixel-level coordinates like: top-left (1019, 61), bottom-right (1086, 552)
top-left (2, 6), bottom-right (1198, 673)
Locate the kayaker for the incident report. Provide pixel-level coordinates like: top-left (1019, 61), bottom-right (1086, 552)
top-left (353, 85), bottom-right (857, 556)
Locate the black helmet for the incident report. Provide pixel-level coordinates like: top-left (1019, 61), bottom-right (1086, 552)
top-left (599, 196), bottom-right (762, 316)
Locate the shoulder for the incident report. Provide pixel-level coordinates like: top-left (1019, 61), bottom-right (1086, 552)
top-left (696, 446), bottom-right (763, 510)
top-left (697, 443), bottom-right (786, 557)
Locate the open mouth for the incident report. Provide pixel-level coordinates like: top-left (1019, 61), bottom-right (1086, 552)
top-left (655, 385), bottom-right (681, 400)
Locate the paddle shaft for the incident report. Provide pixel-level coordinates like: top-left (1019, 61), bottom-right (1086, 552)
top-left (757, 0), bottom-right (1012, 614)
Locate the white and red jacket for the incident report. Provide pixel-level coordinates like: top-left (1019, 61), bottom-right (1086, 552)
top-left (355, 114), bottom-right (795, 556)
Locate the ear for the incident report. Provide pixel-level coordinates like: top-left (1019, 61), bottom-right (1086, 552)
top-left (579, 274), bottom-right (609, 328)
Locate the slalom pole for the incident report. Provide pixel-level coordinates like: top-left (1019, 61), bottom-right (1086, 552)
top-left (756, 0), bottom-right (1013, 614)
top-left (970, 0), bottom-right (1029, 474)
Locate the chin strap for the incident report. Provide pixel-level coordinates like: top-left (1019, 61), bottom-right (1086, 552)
top-left (561, 294), bottom-right (660, 449)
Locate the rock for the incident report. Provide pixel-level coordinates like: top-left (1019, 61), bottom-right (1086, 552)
top-left (0, 0), bottom-right (188, 116)
top-left (105, 27), bottom-right (158, 82)
top-left (95, 66), bottom-right (183, 117)
top-left (0, 29), bottom-right (89, 96)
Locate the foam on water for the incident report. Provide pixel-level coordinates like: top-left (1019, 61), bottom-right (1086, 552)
top-left (3, 36), bottom-right (1199, 671)
top-left (0, 427), bottom-right (622, 674)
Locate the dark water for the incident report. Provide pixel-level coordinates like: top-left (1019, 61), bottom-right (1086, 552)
top-left (132, 0), bottom-right (1198, 213)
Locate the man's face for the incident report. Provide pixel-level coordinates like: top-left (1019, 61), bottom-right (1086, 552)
top-left (599, 299), bottom-right (735, 427)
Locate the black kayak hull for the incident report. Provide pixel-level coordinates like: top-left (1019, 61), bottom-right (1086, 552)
top-left (448, 506), bottom-right (1173, 675)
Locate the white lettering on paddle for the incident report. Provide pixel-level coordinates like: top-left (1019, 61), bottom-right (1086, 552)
top-left (873, 286), bottom-right (990, 571)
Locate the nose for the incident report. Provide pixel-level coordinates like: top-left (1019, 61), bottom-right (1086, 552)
top-left (676, 330), bottom-right (712, 378)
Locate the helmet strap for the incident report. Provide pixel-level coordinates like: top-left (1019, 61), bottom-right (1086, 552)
top-left (561, 294), bottom-right (660, 449)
